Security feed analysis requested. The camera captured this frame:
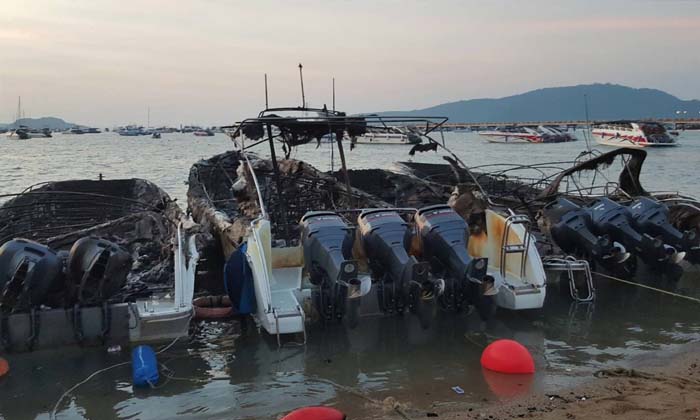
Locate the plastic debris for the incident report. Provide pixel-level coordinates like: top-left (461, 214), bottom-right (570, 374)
top-left (451, 386), bottom-right (465, 395)
top-left (132, 345), bottom-right (159, 387)
top-left (107, 345), bottom-right (122, 354)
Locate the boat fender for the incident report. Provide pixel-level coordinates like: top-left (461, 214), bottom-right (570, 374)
top-left (281, 407), bottom-right (346, 420)
top-left (192, 295), bottom-right (234, 319)
top-left (481, 339), bottom-right (535, 374)
top-left (223, 243), bottom-right (257, 315)
top-left (132, 345), bottom-right (159, 387)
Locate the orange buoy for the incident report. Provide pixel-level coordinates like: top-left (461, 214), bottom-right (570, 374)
top-left (480, 339), bottom-right (535, 374)
top-left (192, 296), bottom-right (234, 320)
top-left (0, 357), bottom-right (8, 377)
top-left (281, 407), bottom-right (346, 420)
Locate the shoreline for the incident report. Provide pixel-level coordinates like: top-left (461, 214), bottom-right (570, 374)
top-left (441, 340), bottom-right (700, 420)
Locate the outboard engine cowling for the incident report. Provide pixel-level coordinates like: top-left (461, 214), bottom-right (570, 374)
top-left (357, 210), bottom-right (436, 328)
top-left (415, 205), bottom-right (488, 313)
top-left (587, 198), bottom-right (670, 266)
top-left (628, 197), bottom-right (697, 263)
top-left (544, 198), bottom-right (628, 266)
top-left (300, 211), bottom-right (365, 326)
top-left (0, 239), bottom-right (64, 309)
top-left (0, 239), bottom-right (64, 350)
top-left (67, 237), bottom-right (131, 304)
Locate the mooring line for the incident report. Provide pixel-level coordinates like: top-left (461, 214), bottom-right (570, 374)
top-left (592, 271), bottom-right (700, 304)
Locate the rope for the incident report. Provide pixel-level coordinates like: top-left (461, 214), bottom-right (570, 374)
top-left (50, 362), bottom-right (130, 419)
top-left (50, 316), bottom-right (191, 419)
top-left (592, 271), bottom-right (700, 304)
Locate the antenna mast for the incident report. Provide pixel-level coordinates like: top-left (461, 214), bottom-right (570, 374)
top-left (298, 63), bottom-right (306, 108)
top-left (264, 73), bottom-right (269, 109)
top-left (332, 77), bottom-right (335, 112)
top-left (583, 94), bottom-right (591, 152)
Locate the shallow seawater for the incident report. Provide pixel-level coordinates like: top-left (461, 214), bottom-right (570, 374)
top-left (1, 130), bottom-right (700, 419)
top-left (2, 271), bottom-right (700, 420)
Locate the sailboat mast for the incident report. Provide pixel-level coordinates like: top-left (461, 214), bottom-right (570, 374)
top-left (298, 63), bottom-right (306, 108)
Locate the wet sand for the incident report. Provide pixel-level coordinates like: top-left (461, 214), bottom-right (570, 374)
top-left (442, 341), bottom-right (700, 420)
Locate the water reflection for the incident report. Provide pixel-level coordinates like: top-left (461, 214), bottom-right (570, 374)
top-left (0, 272), bottom-right (698, 419)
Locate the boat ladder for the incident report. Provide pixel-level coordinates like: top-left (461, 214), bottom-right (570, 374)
top-left (272, 305), bottom-right (307, 348)
top-left (500, 213), bottom-right (532, 280)
top-left (543, 256), bottom-right (595, 302)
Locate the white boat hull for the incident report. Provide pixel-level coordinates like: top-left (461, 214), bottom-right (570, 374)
top-left (479, 133), bottom-right (541, 143)
top-left (468, 210), bottom-right (547, 310)
top-left (353, 133), bottom-right (416, 145)
top-left (592, 133), bottom-right (677, 148)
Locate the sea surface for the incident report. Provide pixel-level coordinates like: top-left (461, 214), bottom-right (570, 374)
top-left (1, 130), bottom-right (699, 203)
top-left (1, 130), bottom-right (700, 419)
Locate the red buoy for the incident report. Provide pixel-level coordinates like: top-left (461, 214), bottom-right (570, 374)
top-left (281, 407), bottom-right (346, 420)
top-left (482, 368), bottom-right (534, 398)
top-left (0, 357), bottom-right (8, 378)
top-left (480, 339), bottom-right (535, 374)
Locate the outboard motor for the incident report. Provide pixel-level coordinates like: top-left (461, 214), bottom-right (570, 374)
top-left (357, 210), bottom-right (436, 328)
top-left (0, 239), bottom-right (64, 350)
top-left (67, 237), bottom-right (131, 343)
top-left (628, 197), bottom-right (697, 263)
top-left (586, 198), bottom-right (670, 267)
top-left (67, 237), bottom-right (131, 304)
top-left (544, 198), bottom-right (629, 266)
top-left (300, 211), bottom-right (367, 327)
top-left (414, 205), bottom-right (490, 316)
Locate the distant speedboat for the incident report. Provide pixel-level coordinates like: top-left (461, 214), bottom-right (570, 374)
top-left (118, 126), bottom-right (145, 136)
top-left (352, 127), bottom-right (422, 145)
top-left (6, 128), bottom-right (29, 140)
top-left (478, 125), bottom-right (576, 144)
top-left (6, 126), bottom-right (51, 140)
top-left (193, 129), bottom-right (214, 137)
top-left (67, 127), bottom-right (85, 134)
top-left (591, 121), bottom-right (677, 148)
top-left (152, 132), bottom-right (161, 139)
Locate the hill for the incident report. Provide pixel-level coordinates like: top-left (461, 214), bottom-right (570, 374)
top-left (378, 84), bottom-right (700, 123)
top-left (0, 117), bottom-right (75, 130)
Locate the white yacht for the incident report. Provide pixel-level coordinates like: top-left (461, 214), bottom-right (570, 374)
top-left (352, 127), bottom-right (422, 145)
top-left (478, 125), bottom-right (576, 144)
top-left (591, 121), bottom-right (677, 148)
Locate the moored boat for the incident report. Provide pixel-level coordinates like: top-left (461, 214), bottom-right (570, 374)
top-left (193, 129), bottom-right (215, 137)
top-left (6, 127), bottom-right (52, 139)
top-left (478, 125), bottom-right (576, 143)
top-left (352, 127), bottom-right (422, 145)
top-left (591, 121), bottom-right (677, 148)
top-left (188, 102), bottom-right (548, 344)
top-left (0, 178), bottom-right (200, 352)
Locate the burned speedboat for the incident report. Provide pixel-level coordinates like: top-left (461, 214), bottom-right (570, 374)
top-left (0, 178), bottom-right (199, 352)
top-left (188, 103), bottom-right (550, 344)
top-left (396, 147), bottom-right (700, 289)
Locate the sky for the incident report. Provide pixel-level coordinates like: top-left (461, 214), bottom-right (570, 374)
top-left (1, 0), bottom-right (699, 127)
